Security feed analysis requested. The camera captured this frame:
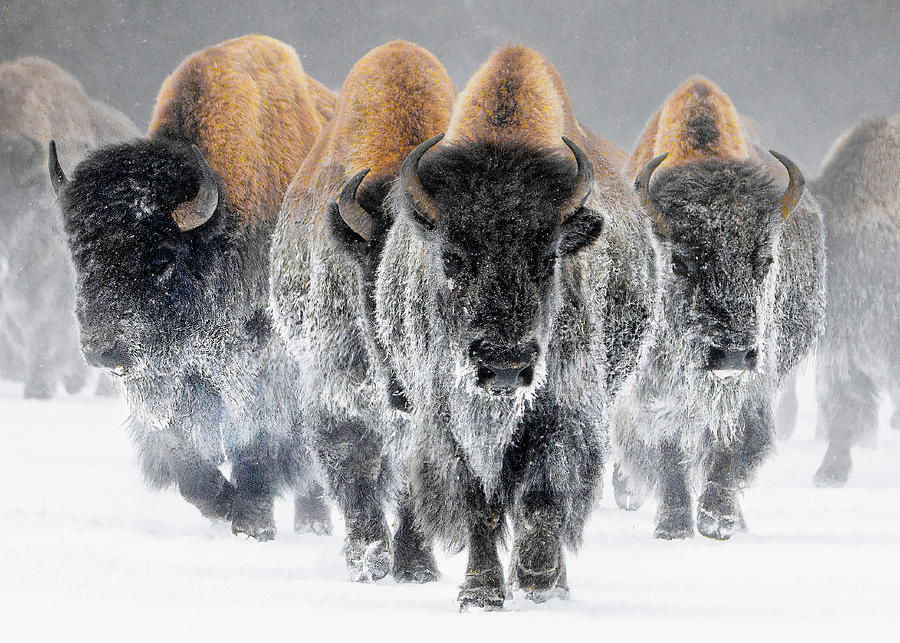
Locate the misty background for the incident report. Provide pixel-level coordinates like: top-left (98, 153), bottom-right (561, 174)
top-left (2, 0), bottom-right (898, 173)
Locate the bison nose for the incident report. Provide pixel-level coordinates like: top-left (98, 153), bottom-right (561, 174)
top-left (82, 340), bottom-right (131, 375)
top-left (469, 339), bottom-right (538, 393)
top-left (706, 345), bottom-right (758, 379)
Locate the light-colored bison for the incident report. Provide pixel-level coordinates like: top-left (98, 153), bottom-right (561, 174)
top-left (374, 46), bottom-right (657, 608)
top-left (612, 77), bottom-right (825, 539)
top-left (270, 40), bottom-right (456, 582)
top-left (811, 114), bottom-right (900, 486)
top-left (50, 35), bottom-right (335, 539)
top-left (0, 56), bottom-right (138, 397)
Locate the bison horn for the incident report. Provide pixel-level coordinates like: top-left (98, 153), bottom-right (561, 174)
top-left (48, 140), bottom-right (68, 196)
top-left (769, 150), bottom-right (805, 218)
top-left (338, 168), bottom-right (374, 241)
top-left (560, 136), bottom-right (594, 222)
top-left (172, 144), bottom-right (219, 232)
top-left (400, 133), bottom-right (444, 225)
top-left (635, 152), bottom-right (669, 235)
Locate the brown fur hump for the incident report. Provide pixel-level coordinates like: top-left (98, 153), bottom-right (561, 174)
top-left (320, 40), bottom-right (456, 184)
top-left (629, 77), bottom-right (749, 178)
top-left (149, 35), bottom-right (336, 227)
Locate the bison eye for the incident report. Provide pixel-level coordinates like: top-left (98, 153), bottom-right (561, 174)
top-left (443, 251), bottom-right (463, 278)
top-left (671, 255), bottom-right (696, 278)
top-left (537, 253), bottom-right (557, 278)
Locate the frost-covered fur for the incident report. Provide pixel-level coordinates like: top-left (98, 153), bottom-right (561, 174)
top-left (612, 150), bottom-right (826, 539)
top-left (810, 115), bottom-right (900, 486)
top-left (269, 41), bottom-right (454, 582)
top-left (54, 139), bottom-right (321, 541)
top-left (0, 56), bottom-right (138, 398)
top-left (377, 140), bottom-right (657, 608)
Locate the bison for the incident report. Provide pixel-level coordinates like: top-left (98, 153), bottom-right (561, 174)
top-left (374, 45), bottom-right (658, 609)
top-left (49, 35), bottom-right (335, 539)
top-left (611, 77), bottom-right (825, 539)
top-left (811, 114), bottom-right (899, 486)
top-left (270, 40), bottom-right (456, 582)
top-left (0, 56), bottom-right (138, 397)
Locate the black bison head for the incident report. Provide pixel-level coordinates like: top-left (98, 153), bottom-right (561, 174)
top-left (48, 137), bottom-right (227, 377)
top-left (636, 151), bottom-right (804, 380)
top-left (390, 134), bottom-right (602, 397)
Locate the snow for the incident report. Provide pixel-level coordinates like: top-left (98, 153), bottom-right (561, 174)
top-left (1, 373), bottom-right (898, 642)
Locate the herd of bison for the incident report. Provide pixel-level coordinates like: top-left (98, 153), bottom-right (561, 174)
top-left (0, 35), bottom-right (897, 610)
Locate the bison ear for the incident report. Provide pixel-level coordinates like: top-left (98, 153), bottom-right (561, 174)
top-left (328, 169), bottom-right (378, 254)
top-left (558, 207), bottom-right (604, 257)
top-left (48, 140), bottom-right (68, 195)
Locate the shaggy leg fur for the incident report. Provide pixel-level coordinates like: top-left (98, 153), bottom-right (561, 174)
top-left (230, 456), bottom-right (277, 541)
top-left (613, 461), bottom-right (647, 511)
top-left (172, 452), bottom-right (235, 522)
top-left (392, 489), bottom-right (439, 583)
top-left (458, 519), bottom-right (505, 612)
top-left (310, 414), bottom-right (391, 582)
top-left (815, 365), bottom-right (878, 487)
top-left (775, 374), bottom-right (799, 441)
top-left (697, 402), bottom-right (772, 540)
top-left (655, 440), bottom-right (694, 539)
top-left (294, 481), bottom-right (332, 535)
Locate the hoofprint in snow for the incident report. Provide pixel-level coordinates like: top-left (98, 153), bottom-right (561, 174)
top-left (1, 374), bottom-right (897, 641)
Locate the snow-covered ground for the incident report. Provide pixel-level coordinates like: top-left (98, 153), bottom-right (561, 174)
top-left (1, 373), bottom-right (898, 642)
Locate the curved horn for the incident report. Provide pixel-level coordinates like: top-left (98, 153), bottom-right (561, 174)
top-left (769, 150), bottom-right (805, 218)
top-left (48, 140), bottom-right (68, 196)
top-left (399, 133), bottom-right (444, 225)
top-left (634, 152), bottom-right (669, 235)
top-left (560, 136), bottom-right (594, 222)
top-left (172, 144), bottom-right (219, 232)
top-left (338, 168), bottom-right (374, 241)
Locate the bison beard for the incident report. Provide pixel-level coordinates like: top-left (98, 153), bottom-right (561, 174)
top-left (377, 138), bottom-right (657, 609)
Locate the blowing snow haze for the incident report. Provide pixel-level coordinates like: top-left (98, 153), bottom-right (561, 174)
top-left (2, 0), bottom-right (897, 171)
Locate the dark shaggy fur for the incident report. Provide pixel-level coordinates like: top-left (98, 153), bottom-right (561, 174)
top-left (55, 137), bottom-right (322, 539)
top-left (377, 140), bottom-right (657, 608)
top-left (612, 155), bottom-right (825, 539)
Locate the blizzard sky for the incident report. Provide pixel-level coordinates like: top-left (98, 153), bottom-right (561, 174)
top-left (2, 0), bottom-right (898, 170)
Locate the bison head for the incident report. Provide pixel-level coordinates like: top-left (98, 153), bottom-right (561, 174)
top-left (48, 138), bottom-right (225, 377)
top-left (392, 134), bottom-right (601, 397)
top-left (636, 151), bottom-right (804, 380)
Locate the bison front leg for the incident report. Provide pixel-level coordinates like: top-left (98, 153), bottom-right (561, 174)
top-left (172, 451), bottom-right (235, 522)
top-left (392, 487), bottom-right (439, 583)
top-left (697, 401), bottom-right (772, 540)
top-left (311, 414), bottom-right (391, 582)
top-left (294, 480), bottom-right (333, 535)
top-left (230, 455), bottom-right (278, 541)
top-left (458, 517), bottom-right (505, 611)
top-left (655, 440), bottom-right (694, 539)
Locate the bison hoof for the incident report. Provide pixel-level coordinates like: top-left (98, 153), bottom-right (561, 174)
top-left (696, 505), bottom-right (745, 541)
top-left (613, 465), bottom-right (646, 511)
top-left (345, 537), bottom-right (391, 583)
top-left (515, 563), bottom-right (569, 604)
top-left (393, 542), bottom-right (440, 584)
top-left (458, 569), bottom-right (505, 612)
top-left (654, 506), bottom-right (694, 539)
top-left (231, 493), bottom-right (276, 541)
top-left (813, 446), bottom-right (851, 487)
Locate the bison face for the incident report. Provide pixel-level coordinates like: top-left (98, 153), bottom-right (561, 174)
top-left (396, 136), bottom-right (601, 397)
top-left (637, 155), bottom-right (804, 380)
top-left (49, 138), bottom-right (225, 378)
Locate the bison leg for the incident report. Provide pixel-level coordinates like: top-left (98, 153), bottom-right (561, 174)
top-left (612, 461), bottom-right (648, 511)
top-left (458, 518), bottom-right (505, 611)
top-left (311, 414), bottom-right (391, 582)
top-left (655, 440), bottom-right (694, 539)
top-left (294, 480), bottom-right (332, 536)
top-left (230, 455), bottom-right (277, 542)
top-left (172, 452), bottom-right (235, 522)
top-left (697, 401), bottom-right (772, 540)
top-left (814, 365), bottom-right (877, 487)
top-left (392, 487), bottom-right (439, 583)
